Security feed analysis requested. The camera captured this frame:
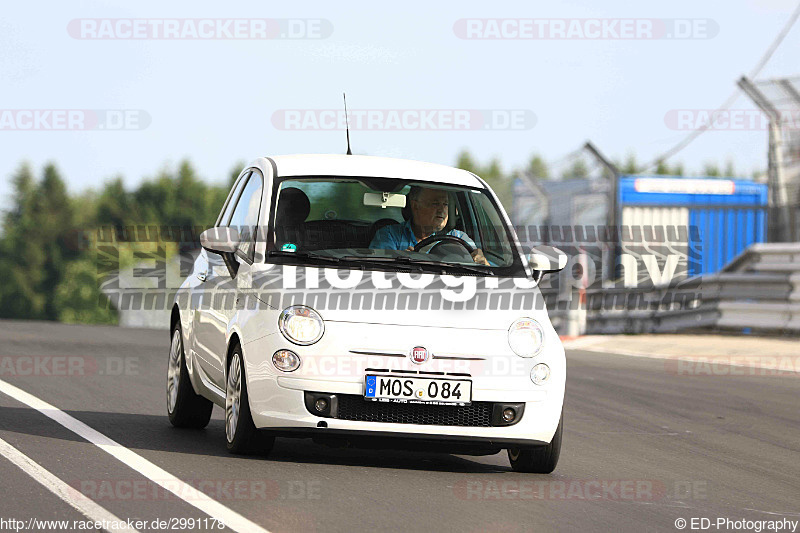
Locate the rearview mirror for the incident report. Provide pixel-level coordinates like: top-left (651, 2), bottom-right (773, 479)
top-left (363, 192), bottom-right (407, 209)
top-left (200, 227), bottom-right (240, 255)
top-left (528, 246), bottom-right (568, 273)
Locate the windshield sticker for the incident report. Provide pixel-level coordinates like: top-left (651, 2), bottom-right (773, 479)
top-left (281, 243), bottom-right (297, 252)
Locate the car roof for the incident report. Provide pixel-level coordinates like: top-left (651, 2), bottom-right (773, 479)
top-left (267, 154), bottom-right (485, 188)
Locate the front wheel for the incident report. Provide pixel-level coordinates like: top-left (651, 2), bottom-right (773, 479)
top-left (507, 413), bottom-right (563, 473)
top-left (225, 344), bottom-right (275, 455)
top-left (167, 326), bottom-right (213, 429)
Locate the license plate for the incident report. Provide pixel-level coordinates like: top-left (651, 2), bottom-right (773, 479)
top-left (364, 375), bottom-right (472, 405)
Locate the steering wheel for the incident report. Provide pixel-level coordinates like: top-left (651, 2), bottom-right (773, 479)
top-left (413, 234), bottom-right (476, 254)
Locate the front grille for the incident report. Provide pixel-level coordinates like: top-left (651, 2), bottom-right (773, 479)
top-left (334, 394), bottom-right (494, 427)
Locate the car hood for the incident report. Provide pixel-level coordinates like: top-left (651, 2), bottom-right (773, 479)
top-left (248, 266), bottom-right (551, 331)
top-left (318, 307), bottom-right (538, 330)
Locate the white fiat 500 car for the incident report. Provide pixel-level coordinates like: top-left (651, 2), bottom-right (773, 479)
top-left (168, 154), bottom-right (567, 473)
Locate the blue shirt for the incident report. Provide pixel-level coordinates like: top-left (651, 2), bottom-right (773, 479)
top-left (369, 219), bottom-right (477, 250)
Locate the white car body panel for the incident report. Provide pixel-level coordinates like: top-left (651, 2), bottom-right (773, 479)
top-left (174, 154), bottom-right (565, 448)
top-left (269, 154), bottom-right (485, 188)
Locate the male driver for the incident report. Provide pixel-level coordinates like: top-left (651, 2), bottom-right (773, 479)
top-left (369, 186), bottom-right (489, 265)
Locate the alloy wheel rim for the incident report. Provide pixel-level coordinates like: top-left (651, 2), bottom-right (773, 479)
top-left (226, 355), bottom-right (242, 443)
top-left (167, 331), bottom-right (181, 413)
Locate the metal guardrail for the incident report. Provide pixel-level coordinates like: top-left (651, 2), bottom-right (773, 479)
top-left (723, 243), bottom-right (800, 272)
top-left (574, 243), bottom-right (800, 336)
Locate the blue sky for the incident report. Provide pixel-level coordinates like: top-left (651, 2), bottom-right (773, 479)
top-left (2, 0), bottom-right (799, 207)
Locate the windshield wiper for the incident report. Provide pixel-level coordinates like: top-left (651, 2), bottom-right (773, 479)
top-left (340, 255), bottom-right (493, 275)
top-left (409, 259), bottom-right (494, 275)
top-left (269, 251), bottom-right (493, 275)
top-left (338, 255), bottom-right (425, 271)
top-left (267, 250), bottom-right (341, 263)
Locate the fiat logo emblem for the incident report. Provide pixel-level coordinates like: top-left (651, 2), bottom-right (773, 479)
top-left (410, 346), bottom-right (429, 364)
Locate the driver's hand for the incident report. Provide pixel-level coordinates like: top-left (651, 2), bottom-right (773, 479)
top-left (405, 246), bottom-right (414, 251)
top-left (471, 248), bottom-right (490, 266)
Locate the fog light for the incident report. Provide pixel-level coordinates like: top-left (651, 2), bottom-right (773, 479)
top-left (272, 350), bottom-right (300, 372)
top-left (531, 363), bottom-right (551, 385)
top-left (502, 408), bottom-right (516, 423)
top-left (314, 398), bottom-right (329, 413)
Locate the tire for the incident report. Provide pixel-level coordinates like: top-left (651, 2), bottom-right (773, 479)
top-left (167, 325), bottom-right (213, 429)
top-left (507, 413), bottom-right (563, 473)
top-left (225, 343), bottom-right (275, 455)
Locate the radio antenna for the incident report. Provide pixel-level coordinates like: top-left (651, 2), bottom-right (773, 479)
top-left (343, 92), bottom-right (352, 155)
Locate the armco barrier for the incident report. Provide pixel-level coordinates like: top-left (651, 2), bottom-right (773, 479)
top-left (716, 301), bottom-right (800, 331)
top-left (581, 243), bottom-right (800, 335)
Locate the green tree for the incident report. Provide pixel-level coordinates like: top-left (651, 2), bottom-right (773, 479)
top-left (95, 177), bottom-right (139, 228)
top-left (703, 162), bottom-right (722, 177)
top-left (560, 159), bottom-right (589, 180)
top-left (54, 258), bottom-right (117, 324)
top-left (482, 158), bottom-right (511, 210)
top-left (0, 163), bottom-right (77, 320)
top-left (526, 154), bottom-right (549, 179)
top-left (655, 160), bottom-right (686, 176)
top-left (0, 159), bottom-right (248, 325)
top-left (128, 160), bottom-right (230, 228)
top-left (0, 164), bottom-right (46, 319)
top-left (39, 164), bottom-right (78, 319)
top-left (621, 153), bottom-right (639, 175)
top-left (455, 150), bottom-right (480, 175)
top-left (455, 150), bottom-right (512, 211)
top-left (723, 159), bottom-right (736, 177)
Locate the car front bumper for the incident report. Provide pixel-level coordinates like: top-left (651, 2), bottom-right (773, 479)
top-left (239, 318), bottom-right (566, 447)
top-left (246, 375), bottom-right (564, 446)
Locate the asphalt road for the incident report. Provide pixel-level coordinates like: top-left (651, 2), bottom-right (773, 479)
top-left (0, 320), bottom-right (797, 533)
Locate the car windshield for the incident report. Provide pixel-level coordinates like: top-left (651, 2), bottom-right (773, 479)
top-left (266, 176), bottom-right (525, 277)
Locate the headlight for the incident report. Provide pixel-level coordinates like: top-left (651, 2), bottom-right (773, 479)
top-left (279, 306), bottom-right (324, 345)
top-left (508, 318), bottom-right (544, 357)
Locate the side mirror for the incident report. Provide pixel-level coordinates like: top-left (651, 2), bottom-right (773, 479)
top-left (200, 227), bottom-right (240, 255)
top-left (528, 245), bottom-right (568, 273)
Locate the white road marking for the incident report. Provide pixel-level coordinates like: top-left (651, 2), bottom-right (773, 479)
top-left (742, 509), bottom-right (800, 517)
top-left (0, 378), bottom-right (271, 533)
top-left (0, 435), bottom-right (139, 533)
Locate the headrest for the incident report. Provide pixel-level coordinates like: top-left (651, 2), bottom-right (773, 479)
top-left (276, 187), bottom-right (310, 225)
